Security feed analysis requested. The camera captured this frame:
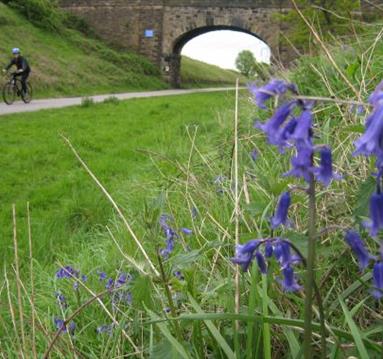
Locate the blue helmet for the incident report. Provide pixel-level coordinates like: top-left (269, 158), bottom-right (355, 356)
top-left (12, 48), bottom-right (20, 55)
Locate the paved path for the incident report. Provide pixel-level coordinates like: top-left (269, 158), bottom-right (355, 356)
top-left (0, 87), bottom-right (237, 116)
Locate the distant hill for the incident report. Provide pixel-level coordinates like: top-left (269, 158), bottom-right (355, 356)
top-left (0, 2), bottom-right (244, 98)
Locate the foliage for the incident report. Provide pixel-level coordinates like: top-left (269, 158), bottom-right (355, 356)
top-left (277, 0), bottom-right (362, 52)
top-left (235, 50), bottom-right (257, 78)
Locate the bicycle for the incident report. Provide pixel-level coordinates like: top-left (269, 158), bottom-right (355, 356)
top-left (2, 72), bottom-right (32, 105)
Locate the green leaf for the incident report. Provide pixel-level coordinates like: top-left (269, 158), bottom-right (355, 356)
top-left (353, 176), bottom-right (376, 218)
top-left (146, 309), bottom-right (190, 359)
top-left (339, 298), bottom-right (370, 359)
top-left (188, 294), bottom-right (235, 359)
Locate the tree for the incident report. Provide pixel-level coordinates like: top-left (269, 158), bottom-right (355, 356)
top-left (235, 50), bottom-right (256, 78)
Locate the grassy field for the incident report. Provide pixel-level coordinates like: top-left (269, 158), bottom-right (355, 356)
top-left (0, 2), bottom-right (243, 99)
top-left (0, 91), bottom-right (243, 264)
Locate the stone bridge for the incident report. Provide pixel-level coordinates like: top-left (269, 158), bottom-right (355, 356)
top-left (59, 0), bottom-right (293, 87)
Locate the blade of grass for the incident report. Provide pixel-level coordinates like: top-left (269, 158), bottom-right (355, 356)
top-left (339, 298), bottom-right (370, 359)
top-left (146, 309), bottom-right (190, 359)
top-left (188, 294), bottom-right (235, 359)
top-left (261, 275), bottom-right (271, 359)
top-left (246, 265), bottom-right (259, 359)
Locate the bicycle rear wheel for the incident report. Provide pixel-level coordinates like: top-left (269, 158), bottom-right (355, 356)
top-left (22, 82), bottom-right (33, 104)
top-left (2, 82), bottom-right (16, 105)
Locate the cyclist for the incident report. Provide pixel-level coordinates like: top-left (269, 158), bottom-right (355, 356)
top-left (2, 48), bottom-right (31, 95)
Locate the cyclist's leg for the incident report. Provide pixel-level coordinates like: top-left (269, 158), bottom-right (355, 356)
top-left (21, 71), bottom-right (29, 94)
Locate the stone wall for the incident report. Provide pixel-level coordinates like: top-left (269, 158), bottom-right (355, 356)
top-left (59, 0), bottom-right (293, 86)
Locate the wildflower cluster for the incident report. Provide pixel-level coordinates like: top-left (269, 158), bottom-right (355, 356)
top-left (159, 214), bottom-right (192, 258)
top-left (345, 80), bottom-right (383, 299)
top-left (232, 79), bottom-right (341, 291)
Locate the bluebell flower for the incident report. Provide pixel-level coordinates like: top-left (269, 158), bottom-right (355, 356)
top-left (271, 192), bottom-right (292, 229)
top-left (181, 228), bottom-right (193, 235)
top-left (368, 80), bottom-right (383, 106)
top-left (313, 147), bottom-right (342, 187)
top-left (112, 291), bottom-right (132, 306)
top-left (231, 239), bottom-right (261, 272)
top-left (265, 241), bottom-right (274, 258)
top-left (105, 278), bottom-right (114, 290)
top-left (54, 292), bottom-right (67, 309)
top-left (54, 318), bottom-right (76, 335)
top-left (279, 266), bottom-right (302, 292)
top-left (365, 193), bottom-right (383, 237)
top-left (255, 101), bottom-right (297, 146)
top-left (344, 231), bottom-right (374, 270)
top-left (275, 117), bottom-right (298, 152)
top-left (116, 273), bottom-right (130, 287)
top-left (97, 271), bottom-right (107, 281)
top-left (291, 110), bottom-right (313, 147)
top-left (284, 144), bottom-right (313, 182)
top-left (160, 237), bottom-right (175, 258)
top-left (372, 262), bottom-right (383, 300)
top-left (55, 266), bottom-right (79, 279)
top-left (255, 251), bottom-right (267, 274)
top-left (248, 79), bottom-right (295, 109)
top-left (274, 240), bottom-right (293, 269)
top-left (353, 106), bottom-right (383, 160)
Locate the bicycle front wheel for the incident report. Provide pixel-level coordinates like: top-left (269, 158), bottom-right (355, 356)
top-left (22, 82), bottom-right (33, 104)
top-left (2, 82), bottom-right (16, 105)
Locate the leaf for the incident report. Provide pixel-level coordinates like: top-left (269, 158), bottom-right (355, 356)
top-left (146, 309), bottom-right (190, 359)
top-left (339, 298), bottom-right (370, 359)
top-left (353, 176), bottom-right (376, 218)
top-left (188, 294), bottom-right (235, 359)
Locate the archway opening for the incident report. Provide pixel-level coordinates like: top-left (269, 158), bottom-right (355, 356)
top-left (166, 26), bottom-right (271, 88)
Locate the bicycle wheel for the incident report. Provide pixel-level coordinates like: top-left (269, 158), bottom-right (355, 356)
top-left (2, 82), bottom-right (16, 105)
top-left (22, 82), bottom-right (33, 104)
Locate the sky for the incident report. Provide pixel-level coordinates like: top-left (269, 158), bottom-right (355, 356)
top-left (181, 30), bottom-right (271, 70)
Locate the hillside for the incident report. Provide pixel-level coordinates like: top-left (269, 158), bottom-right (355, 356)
top-left (0, 2), bottom-right (242, 98)
top-left (181, 56), bottom-right (246, 87)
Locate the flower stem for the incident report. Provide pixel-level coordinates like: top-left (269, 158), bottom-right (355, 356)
top-left (303, 175), bottom-right (317, 358)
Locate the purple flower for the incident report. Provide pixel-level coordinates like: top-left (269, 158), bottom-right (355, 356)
top-left (97, 271), bottom-right (107, 281)
top-left (284, 144), bottom-right (313, 182)
top-left (372, 262), bottom-right (383, 300)
top-left (365, 193), bottom-right (383, 237)
top-left (55, 266), bottom-right (79, 279)
top-left (270, 192), bottom-right (291, 229)
top-left (255, 251), bottom-right (267, 274)
top-left (105, 278), bottom-right (114, 290)
top-left (275, 117), bottom-right (298, 152)
top-left (353, 106), bottom-right (383, 161)
top-left (249, 80), bottom-right (294, 109)
top-left (116, 273), bottom-right (131, 288)
top-left (313, 147), bottom-right (342, 187)
top-left (181, 228), bottom-right (193, 235)
top-left (279, 266), bottom-right (302, 292)
top-left (274, 240), bottom-right (293, 269)
top-left (54, 318), bottom-right (76, 335)
top-left (344, 231), bottom-right (374, 270)
top-left (54, 292), bottom-right (67, 309)
top-left (265, 241), bottom-right (274, 257)
top-left (291, 110), bottom-right (313, 147)
top-left (231, 239), bottom-right (261, 272)
top-left (255, 101), bottom-right (297, 146)
top-left (112, 291), bottom-right (132, 306)
top-left (369, 80), bottom-right (383, 106)
top-left (160, 237), bottom-right (175, 258)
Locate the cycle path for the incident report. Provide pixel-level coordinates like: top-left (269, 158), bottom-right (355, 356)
top-left (0, 87), bottom-right (238, 116)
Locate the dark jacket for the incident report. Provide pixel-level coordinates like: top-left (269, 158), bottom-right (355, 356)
top-left (5, 56), bottom-right (31, 73)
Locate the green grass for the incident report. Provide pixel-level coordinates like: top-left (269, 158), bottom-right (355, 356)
top-left (181, 57), bottom-right (245, 88)
top-left (0, 91), bottom-right (240, 264)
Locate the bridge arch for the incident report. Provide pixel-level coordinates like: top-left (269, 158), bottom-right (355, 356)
top-left (165, 25), bottom-right (270, 87)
